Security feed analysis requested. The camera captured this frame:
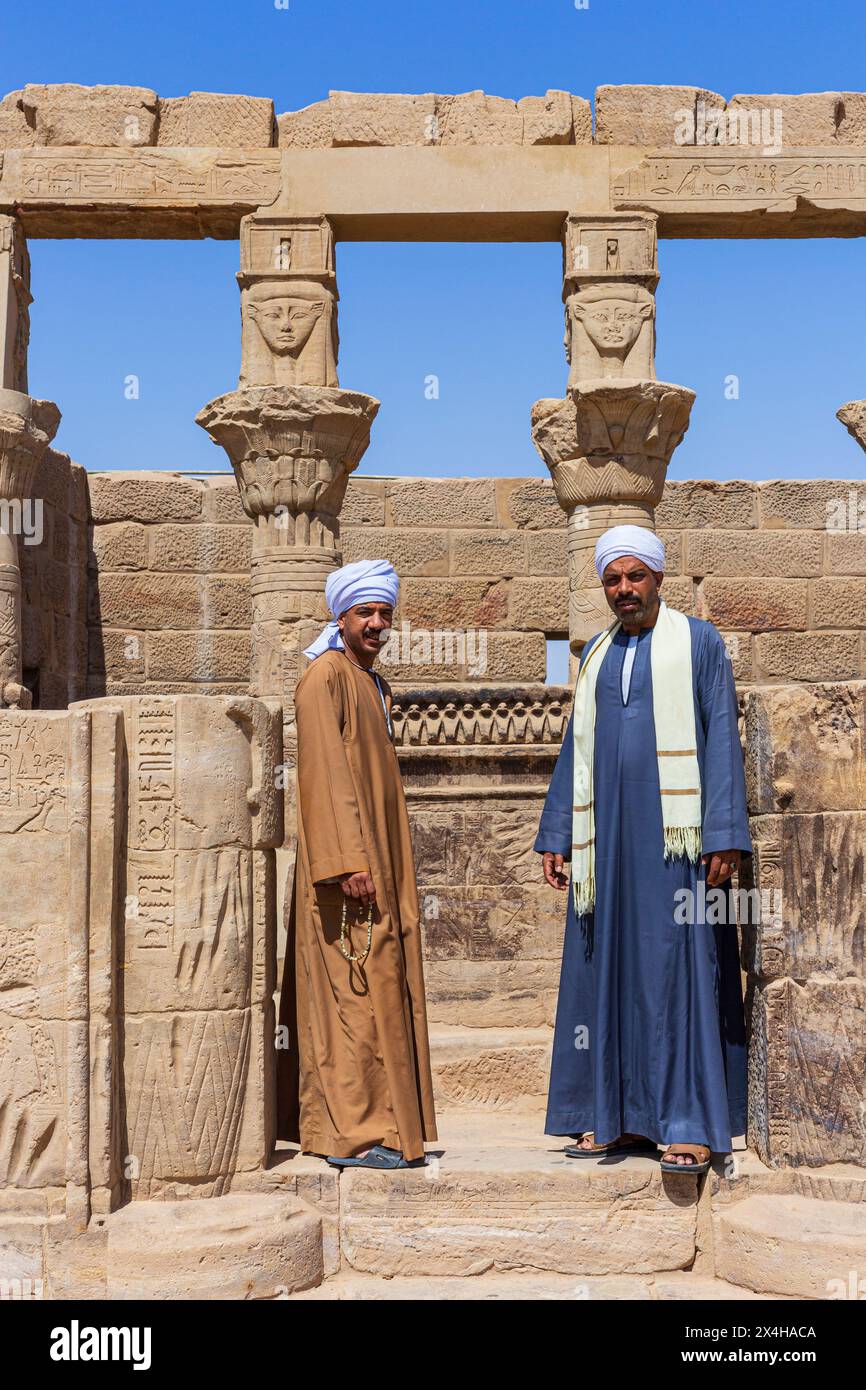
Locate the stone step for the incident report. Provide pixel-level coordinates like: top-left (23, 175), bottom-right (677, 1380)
top-left (339, 1111), bottom-right (701, 1279)
top-left (44, 1193), bottom-right (324, 1300)
top-left (292, 1271), bottom-right (776, 1301)
top-left (429, 1026), bottom-right (552, 1112)
top-left (713, 1193), bottom-right (866, 1300)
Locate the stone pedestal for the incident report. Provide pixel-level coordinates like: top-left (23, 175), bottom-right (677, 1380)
top-left (0, 389), bottom-right (61, 707)
top-left (532, 213), bottom-right (694, 652)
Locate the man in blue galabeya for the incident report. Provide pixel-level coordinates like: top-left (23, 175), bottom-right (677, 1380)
top-left (536, 524), bottom-right (751, 1174)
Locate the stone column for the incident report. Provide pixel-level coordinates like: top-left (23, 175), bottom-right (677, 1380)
top-left (1, 214), bottom-right (32, 394)
top-left (531, 213), bottom-right (694, 653)
top-left (196, 214), bottom-right (378, 828)
top-left (0, 390), bottom-right (61, 708)
top-left (0, 216), bottom-right (62, 709)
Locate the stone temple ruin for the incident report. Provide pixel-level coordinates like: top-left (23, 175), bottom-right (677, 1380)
top-left (1, 81), bottom-right (865, 1300)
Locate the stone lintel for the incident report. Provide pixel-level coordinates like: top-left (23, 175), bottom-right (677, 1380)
top-left (2, 143), bottom-right (866, 239)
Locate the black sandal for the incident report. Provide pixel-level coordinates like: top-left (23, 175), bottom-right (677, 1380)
top-left (565, 1132), bottom-right (657, 1159)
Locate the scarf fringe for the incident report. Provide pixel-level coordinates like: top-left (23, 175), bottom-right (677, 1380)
top-left (663, 825), bottom-right (702, 862)
top-left (572, 874), bottom-right (596, 918)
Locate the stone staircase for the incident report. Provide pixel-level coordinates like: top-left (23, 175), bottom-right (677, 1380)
top-left (232, 1024), bottom-right (866, 1301)
top-left (40, 1021), bottom-right (864, 1299)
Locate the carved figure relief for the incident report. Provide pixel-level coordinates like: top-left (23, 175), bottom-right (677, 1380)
top-left (240, 279), bottom-right (338, 388)
top-left (565, 284), bottom-right (656, 387)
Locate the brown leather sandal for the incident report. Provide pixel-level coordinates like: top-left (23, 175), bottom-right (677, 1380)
top-left (659, 1143), bottom-right (711, 1174)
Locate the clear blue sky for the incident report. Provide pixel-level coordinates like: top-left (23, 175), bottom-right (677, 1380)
top-left (3, 0), bottom-right (865, 482)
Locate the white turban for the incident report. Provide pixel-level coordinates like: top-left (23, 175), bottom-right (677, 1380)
top-left (303, 559), bottom-right (399, 660)
top-left (594, 525), bottom-right (665, 581)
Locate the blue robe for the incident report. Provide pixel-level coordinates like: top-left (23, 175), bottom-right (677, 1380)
top-left (535, 616), bottom-right (751, 1153)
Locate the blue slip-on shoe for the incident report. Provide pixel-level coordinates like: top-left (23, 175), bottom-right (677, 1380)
top-left (326, 1145), bottom-right (427, 1170)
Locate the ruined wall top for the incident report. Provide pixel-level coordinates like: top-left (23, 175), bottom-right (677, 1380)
top-left (2, 84), bottom-right (866, 239)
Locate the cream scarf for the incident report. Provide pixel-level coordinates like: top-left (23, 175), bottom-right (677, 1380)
top-left (571, 600), bottom-right (701, 916)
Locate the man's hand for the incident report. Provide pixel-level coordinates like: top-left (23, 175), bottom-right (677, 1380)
top-left (542, 852), bottom-right (569, 891)
top-left (702, 849), bottom-right (741, 887)
top-left (339, 870), bottom-right (377, 911)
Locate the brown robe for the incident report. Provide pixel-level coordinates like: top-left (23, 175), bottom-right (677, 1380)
top-left (276, 648), bottom-right (437, 1160)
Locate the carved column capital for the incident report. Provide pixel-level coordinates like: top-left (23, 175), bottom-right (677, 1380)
top-left (196, 383), bottom-right (378, 718)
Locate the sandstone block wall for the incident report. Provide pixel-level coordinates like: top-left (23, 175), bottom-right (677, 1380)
top-left (80, 471), bottom-right (866, 699)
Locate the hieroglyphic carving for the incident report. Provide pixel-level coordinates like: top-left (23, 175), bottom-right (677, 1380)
top-left (612, 151), bottom-right (866, 206)
top-left (2, 147), bottom-right (281, 205)
top-left (135, 700), bottom-right (175, 851)
top-left (68, 694), bottom-right (283, 1199)
top-left (0, 714), bottom-right (67, 831)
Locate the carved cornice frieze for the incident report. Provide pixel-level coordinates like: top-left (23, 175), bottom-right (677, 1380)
top-left (390, 684), bottom-right (572, 747)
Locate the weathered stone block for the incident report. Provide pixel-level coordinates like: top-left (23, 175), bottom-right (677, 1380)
top-left (745, 681), bottom-right (866, 815)
top-left (157, 92), bottom-right (275, 146)
top-left (509, 576), bottom-right (568, 631)
top-left (714, 1194), bottom-right (866, 1298)
top-left (436, 91), bottom-right (523, 145)
top-left (685, 529), bottom-right (822, 578)
top-left (91, 573), bottom-right (250, 630)
top-left (89, 522), bottom-right (147, 571)
top-left (0, 90), bottom-right (37, 147)
top-left (329, 91), bottom-right (437, 146)
top-left (342, 526), bottom-right (449, 576)
top-left (655, 480), bottom-right (757, 530)
top-left (527, 529), bottom-right (567, 574)
top-left (594, 84), bottom-right (725, 146)
top-left (341, 479), bottom-right (386, 526)
top-left (756, 631), bottom-right (860, 683)
top-left (340, 1159), bottom-right (696, 1277)
top-left (424, 959), bottom-right (559, 1027)
top-left (505, 478), bottom-right (563, 530)
top-left (837, 92), bottom-right (866, 144)
top-left (148, 522), bottom-right (252, 573)
top-left (388, 478), bottom-right (496, 528)
top-left (699, 578), bottom-right (807, 631)
top-left (451, 530), bottom-right (527, 576)
top-left (276, 100), bottom-right (334, 148)
top-left (826, 532), bottom-right (866, 575)
top-left (146, 630), bottom-right (251, 682)
top-left (758, 479), bottom-right (852, 530)
top-left (726, 91), bottom-right (842, 147)
top-left (89, 628), bottom-right (145, 679)
top-left (517, 91), bottom-right (574, 145)
top-left (20, 84), bottom-right (158, 146)
top-left (660, 577), bottom-right (694, 614)
top-left (88, 473), bottom-right (203, 524)
top-left (810, 577), bottom-right (866, 630)
top-left (401, 577), bottom-right (511, 629)
top-left (201, 480), bottom-right (248, 524)
top-left (430, 1028), bottom-right (551, 1111)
